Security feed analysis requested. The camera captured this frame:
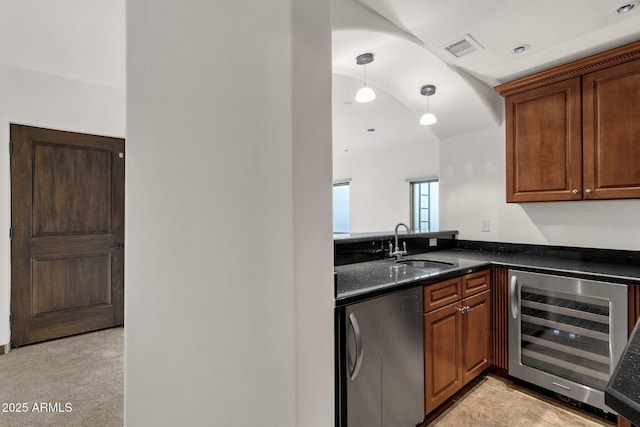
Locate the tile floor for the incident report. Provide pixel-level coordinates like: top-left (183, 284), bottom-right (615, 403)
top-left (428, 374), bottom-right (615, 427)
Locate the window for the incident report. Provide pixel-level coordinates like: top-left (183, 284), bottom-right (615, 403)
top-left (333, 181), bottom-right (350, 233)
top-left (410, 178), bottom-right (439, 232)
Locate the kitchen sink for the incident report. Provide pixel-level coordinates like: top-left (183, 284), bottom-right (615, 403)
top-left (396, 259), bottom-right (454, 268)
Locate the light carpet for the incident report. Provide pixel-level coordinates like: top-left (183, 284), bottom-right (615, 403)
top-left (0, 327), bottom-right (123, 427)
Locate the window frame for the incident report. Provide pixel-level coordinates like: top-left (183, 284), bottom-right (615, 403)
top-left (332, 179), bottom-right (351, 234)
top-left (407, 176), bottom-right (439, 232)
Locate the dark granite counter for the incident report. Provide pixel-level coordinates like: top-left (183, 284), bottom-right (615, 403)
top-left (606, 320), bottom-right (640, 425)
top-left (334, 251), bottom-right (490, 306)
top-left (445, 249), bottom-right (640, 285)
top-left (335, 248), bottom-right (640, 307)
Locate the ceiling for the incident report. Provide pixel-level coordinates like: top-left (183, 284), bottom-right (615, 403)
top-left (332, 0), bottom-right (640, 158)
top-left (2, 0), bottom-right (640, 160)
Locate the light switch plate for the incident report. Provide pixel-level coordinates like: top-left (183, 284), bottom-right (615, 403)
top-left (480, 218), bottom-right (490, 232)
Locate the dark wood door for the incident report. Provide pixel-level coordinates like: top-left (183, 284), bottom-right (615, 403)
top-left (505, 77), bottom-right (583, 202)
top-left (583, 58), bottom-right (640, 200)
top-left (10, 124), bottom-right (124, 347)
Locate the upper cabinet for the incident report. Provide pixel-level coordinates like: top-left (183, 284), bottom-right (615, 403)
top-left (583, 59), bottom-right (640, 200)
top-left (496, 41), bottom-right (640, 203)
top-left (502, 77), bottom-right (583, 202)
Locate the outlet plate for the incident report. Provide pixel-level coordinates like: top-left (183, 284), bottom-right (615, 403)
top-left (480, 218), bottom-right (490, 232)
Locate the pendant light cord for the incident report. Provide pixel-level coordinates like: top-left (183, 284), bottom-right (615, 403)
top-left (363, 64), bottom-right (367, 88)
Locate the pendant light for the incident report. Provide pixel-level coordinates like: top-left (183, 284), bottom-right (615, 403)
top-left (419, 85), bottom-right (437, 125)
top-left (355, 53), bottom-right (376, 103)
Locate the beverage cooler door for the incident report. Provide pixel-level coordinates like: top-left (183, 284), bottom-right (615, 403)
top-left (508, 270), bottom-right (628, 413)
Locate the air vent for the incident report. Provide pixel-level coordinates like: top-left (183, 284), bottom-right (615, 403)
top-left (440, 34), bottom-right (484, 59)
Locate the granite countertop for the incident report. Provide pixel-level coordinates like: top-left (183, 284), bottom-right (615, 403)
top-left (335, 248), bottom-right (640, 307)
top-left (447, 249), bottom-right (640, 284)
top-left (606, 320), bottom-right (640, 425)
top-left (334, 251), bottom-right (489, 306)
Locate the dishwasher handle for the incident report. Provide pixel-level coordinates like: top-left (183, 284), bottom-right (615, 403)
top-left (510, 275), bottom-right (520, 320)
top-left (347, 312), bottom-right (364, 381)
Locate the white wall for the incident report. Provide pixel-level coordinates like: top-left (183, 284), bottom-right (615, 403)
top-left (125, 1), bottom-right (333, 426)
top-left (0, 62), bottom-right (125, 347)
top-left (333, 140), bottom-right (439, 233)
top-left (440, 125), bottom-right (640, 251)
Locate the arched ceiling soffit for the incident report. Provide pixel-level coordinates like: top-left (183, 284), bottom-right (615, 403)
top-left (331, 0), bottom-right (503, 139)
top-left (332, 29), bottom-right (502, 140)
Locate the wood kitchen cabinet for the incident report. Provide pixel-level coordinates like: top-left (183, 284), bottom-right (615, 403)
top-left (423, 269), bottom-right (491, 415)
top-left (496, 40), bottom-right (640, 203)
top-left (503, 78), bottom-right (582, 202)
top-left (583, 59), bottom-right (640, 200)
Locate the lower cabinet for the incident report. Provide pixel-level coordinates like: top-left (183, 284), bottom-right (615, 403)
top-left (461, 291), bottom-right (491, 384)
top-left (424, 270), bottom-right (491, 415)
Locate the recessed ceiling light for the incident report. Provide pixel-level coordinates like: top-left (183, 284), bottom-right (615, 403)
top-left (612, 2), bottom-right (639, 14)
top-left (511, 44), bottom-right (530, 54)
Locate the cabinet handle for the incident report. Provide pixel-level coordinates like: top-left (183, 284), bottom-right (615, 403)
top-left (459, 307), bottom-right (465, 313)
top-left (585, 188), bottom-right (592, 195)
top-left (571, 189), bottom-right (579, 195)
top-left (348, 313), bottom-right (363, 381)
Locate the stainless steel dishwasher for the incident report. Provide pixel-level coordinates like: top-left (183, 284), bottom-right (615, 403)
top-left (337, 287), bottom-right (424, 427)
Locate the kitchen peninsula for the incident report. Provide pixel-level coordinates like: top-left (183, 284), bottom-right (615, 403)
top-left (335, 230), bottom-right (640, 426)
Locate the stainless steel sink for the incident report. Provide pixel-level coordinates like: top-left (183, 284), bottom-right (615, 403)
top-left (396, 259), bottom-right (454, 268)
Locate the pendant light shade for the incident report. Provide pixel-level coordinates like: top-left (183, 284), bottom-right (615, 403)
top-left (355, 86), bottom-right (376, 103)
top-left (419, 112), bottom-right (437, 125)
top-left (355, 53), bottom-right (376, 103)
top-left (419, 84), bottom-right (437, 125)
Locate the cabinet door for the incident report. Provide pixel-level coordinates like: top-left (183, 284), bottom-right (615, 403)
top-left (505, 78), bottom-right (582, 202)
top-left (461, 290), bottom-right (491, 385)
top-left (424, 302), bottom-right (462, 414)
top-left (583, 58), bottom-right (640, 199)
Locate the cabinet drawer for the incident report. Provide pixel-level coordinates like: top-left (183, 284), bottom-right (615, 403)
top-left (424, 277), bottom-right (461, 312)
top-left (462, 269), bottom-right (490, 297)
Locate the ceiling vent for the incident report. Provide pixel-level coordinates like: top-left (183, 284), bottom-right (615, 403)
top-left (440, 34), bottom-right (484, 59)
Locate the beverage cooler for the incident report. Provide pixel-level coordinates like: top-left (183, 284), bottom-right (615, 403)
top-left (508, 270), bottom-right (628, 414)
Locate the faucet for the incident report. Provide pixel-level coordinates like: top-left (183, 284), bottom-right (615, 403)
top-left (390, 223), bottom-right (410, 260)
